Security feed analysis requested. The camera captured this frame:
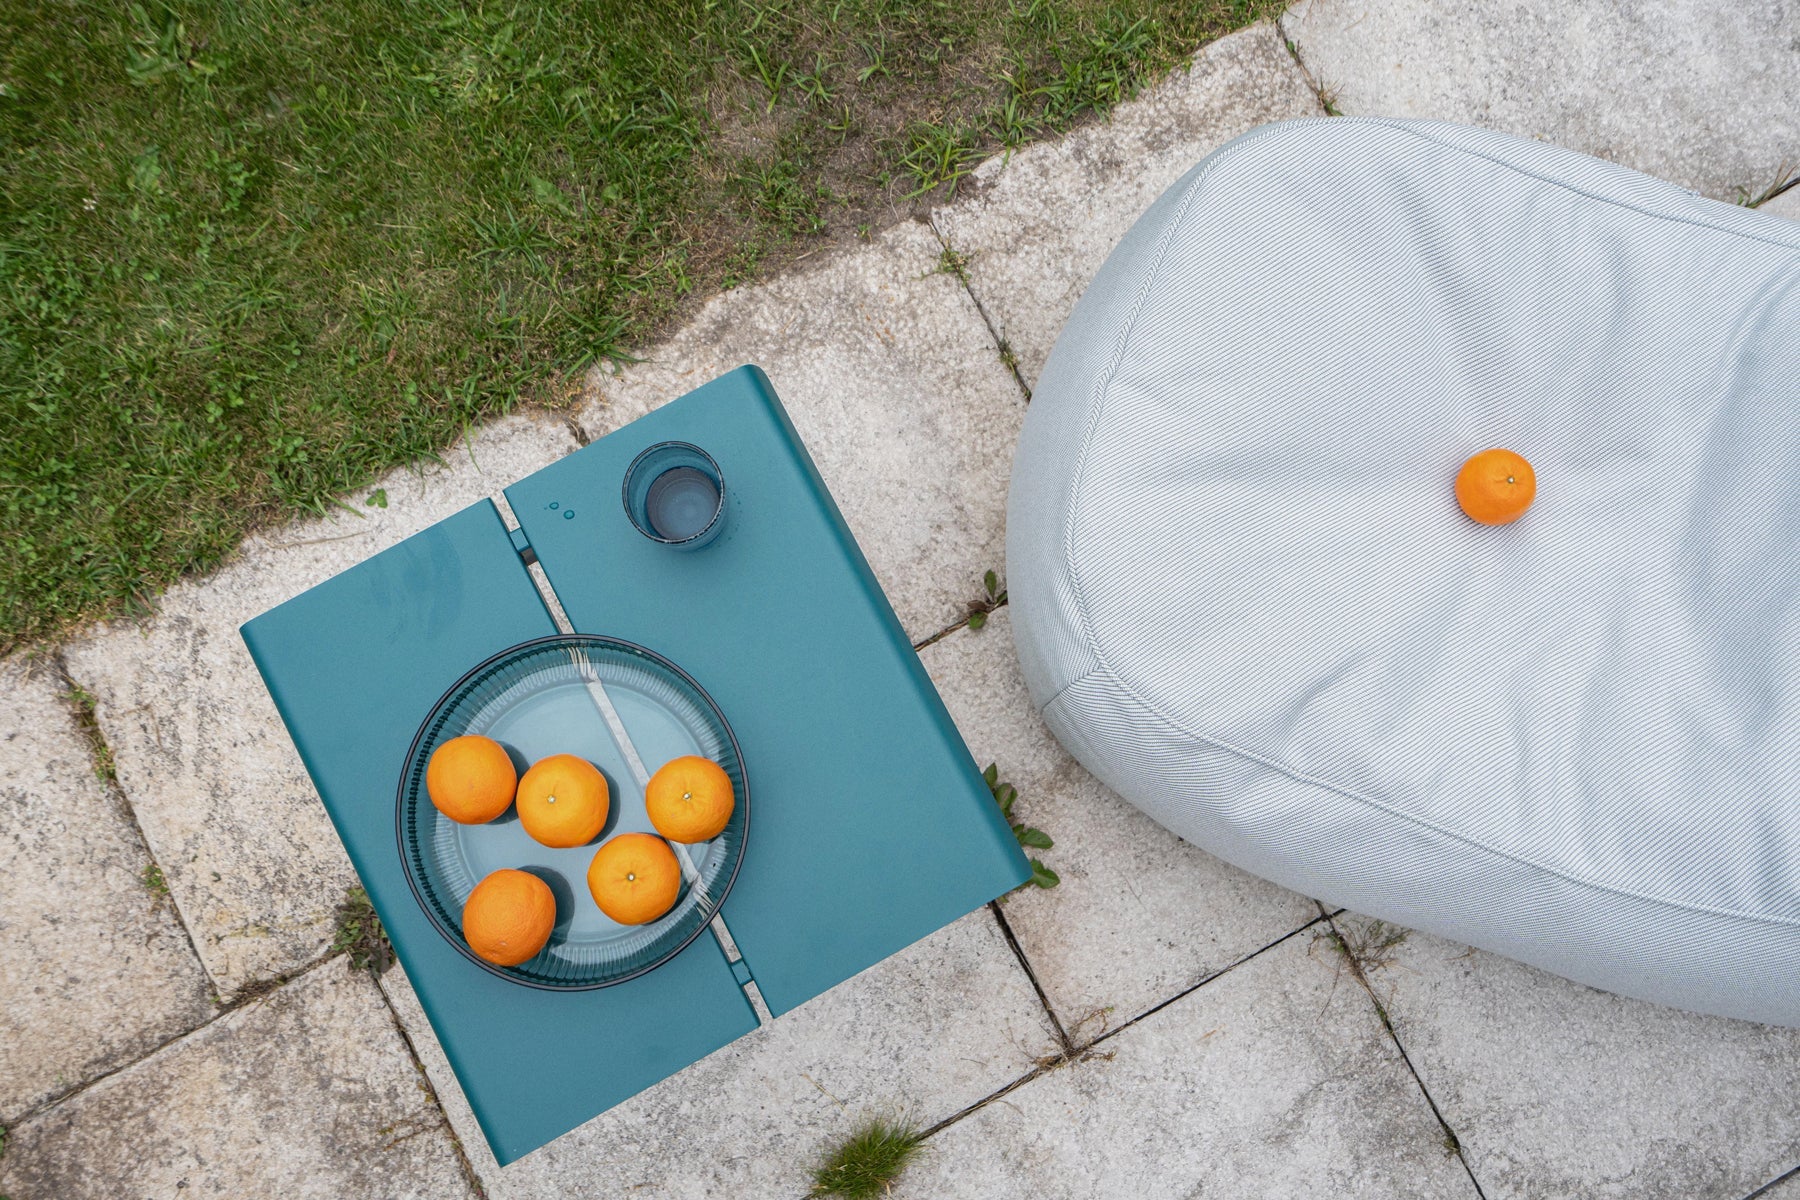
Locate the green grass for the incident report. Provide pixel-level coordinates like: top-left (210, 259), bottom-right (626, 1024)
top-left (810, 1119), bottom-right (922, 1198)
top-left (0, 0), bottom-right (1273, 649)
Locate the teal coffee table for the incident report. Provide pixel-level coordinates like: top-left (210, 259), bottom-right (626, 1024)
top-left (242, 367), bottom-right (1029, 1164)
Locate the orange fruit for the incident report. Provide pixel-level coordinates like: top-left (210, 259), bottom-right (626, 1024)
top-left (587, 833), bottom-right (682, 925)
top-left (426, 735), bottom-right (517, 825)
top-left (516, 754), bottom-right (609, 848)
top-left (461, 869), bottom-right (556, 967)
top-left (1455, 448), bottom-right (1536, 526)
top-left (645, 756), bottom-right (735, 844)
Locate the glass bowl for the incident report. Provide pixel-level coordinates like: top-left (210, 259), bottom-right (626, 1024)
top-left (396, 635), bottom-right (748, 989)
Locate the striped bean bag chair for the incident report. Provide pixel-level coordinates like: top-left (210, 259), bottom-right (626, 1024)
top-left (1007, 117), bottom-right (1800, 1026)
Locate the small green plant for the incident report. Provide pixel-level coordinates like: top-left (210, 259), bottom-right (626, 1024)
top-left (721, 240), bottom-right (768, 290)
top-left (742, 41), bottom-right (791, 112)
top-left (1314, 917), bottom-right (1408, 1016)
top-left (897, 120), bottom-right (980, 197)
top-left (794, 54), bottom-right (837, 106)
top-left (365, 488), bottom-right (388, 509)
top-left (984, 763), bottom-right (1058, 889)
top-left (936, 247), bottom-right (971, 284)
top-left (1336, 918), bottom-right (1407, 974)
top-left (996, 337), bottom-right (1020, 375)
top-left (810, 1118), bottom-right (922, 1198)
top-left (734, 157), bottom-right (828, 235)
top-left (1738, 167), bottom-right (1798, 208)
top-left (333, 886), bottom-right (394, 975)
top-left (967, 569), bottom-right (1006, 630)
top-left (141, 862), bottom-right (169, 897)
top-left (855, 34), bottom-right (889, 84)
top-left (1038, 14), bottom-right (1157, 126)
top-left (125, 3), bottom-right (192, 86)
top-left (991, 64), bottom-right (1039, 148)
top-left (824, 103), bottom-right (859, 143)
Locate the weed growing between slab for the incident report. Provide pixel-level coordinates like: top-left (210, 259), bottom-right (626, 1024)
top-left (1330, 918), bottom-right (1408, 975)
top-left (1740, 166), bottom-right (1799, 208)
top-left (966, 568), bottom-right (1007, 630)
top-left (332, 886), bottom-right (394, 975)
top-left (810, 1118), bottom-right (922, 1199)
top-left (934, 246), bottom-right (972, 284)
top-left (1028, 1004), bottom-right (1118, 1068)
top-left (1281, 34), bottom-right (1341, 116)
top-left (1314, 915), bottom-right (1484, 1190)
top-left (63, 681), bottom-right (116, 783)
top-left (994, 335), bottom-right (1021, 376)
top-left (0, 0), bottom-right (1273, 650)
top-left (985, 762), bottom-right (1058, 889)
top-left (1313, 918), bottom-right (1409, 1023)
top-left (140, 862), bottom-right (169, 898)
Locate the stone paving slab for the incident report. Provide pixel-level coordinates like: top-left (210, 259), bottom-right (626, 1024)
top-left (63, 416), bottom-right (578, 995)
top-left (0, 960), bottom-right (477, 1200)
top-left (380, 909), bottom-right (1057, 1197)
top-left (0, 657), bottom-right (213, 1122)
top-left (574, 219), bottom-right (1025, 643)
top-left (923, 608), bottom-right (1319, 1038)
top-left (1341, 913), bottom-right (1800, 1200)
top-left (1282, 0), bottom-right (1800, 202)
top-left (931, 23), bottom-right (1323, 388)
top-left (899, 928), bottom-right (1476, 1198)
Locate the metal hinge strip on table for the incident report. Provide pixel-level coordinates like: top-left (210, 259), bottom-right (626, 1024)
top-left (511, 518), bottom-right (763, 1020)
top-left (508, 524), bottom-right (537, 565)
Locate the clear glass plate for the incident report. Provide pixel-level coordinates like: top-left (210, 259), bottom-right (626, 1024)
top-left (396, 636), bottom-right (748, 989)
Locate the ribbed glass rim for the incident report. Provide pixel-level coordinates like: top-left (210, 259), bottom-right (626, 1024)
top-left (395, 634), bottom-right (748, 990)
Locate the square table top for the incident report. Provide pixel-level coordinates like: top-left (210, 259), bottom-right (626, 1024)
top-left (243, 366), bottom-right (1028, 1163)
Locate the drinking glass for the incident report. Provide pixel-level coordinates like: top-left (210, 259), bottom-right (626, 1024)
top-left (622, 442), bottom-right (726, 549)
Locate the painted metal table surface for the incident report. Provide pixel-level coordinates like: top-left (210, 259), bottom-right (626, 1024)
top-left (242, 366), bottom-right (1028, 1164)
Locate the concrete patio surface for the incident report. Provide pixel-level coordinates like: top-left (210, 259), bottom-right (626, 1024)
top-left (903, 930), bottom-right (1476, 1199)
top-left (0, 661), bottom-right (211, 1121)
top-left (0, 962), bottom-right (477, 1200)
top-left (1281, 0), bottom-right (1799, 202)
top-left (1342, 914), bottom-right (1800, 1200)
top-left (4, 9), bottom-right (1799, 1198)
top-left (61, 415), bottom-right (578, 996)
